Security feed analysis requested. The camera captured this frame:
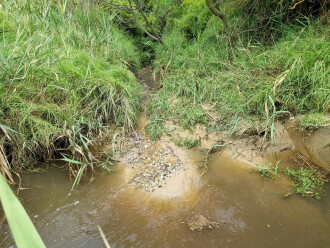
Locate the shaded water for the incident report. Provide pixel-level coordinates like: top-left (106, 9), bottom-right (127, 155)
top-left (1, 152), bottom-right (330, 248)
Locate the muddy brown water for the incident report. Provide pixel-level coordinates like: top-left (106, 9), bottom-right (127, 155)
top-left (1, 151), bottom-right (330, 248)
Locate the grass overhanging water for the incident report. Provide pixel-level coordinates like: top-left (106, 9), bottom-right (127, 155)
top-left (0, 0), bottom-right (143, 180)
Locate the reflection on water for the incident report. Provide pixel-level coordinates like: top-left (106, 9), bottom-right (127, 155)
top-left (1, 152), bottom-right (330, 248)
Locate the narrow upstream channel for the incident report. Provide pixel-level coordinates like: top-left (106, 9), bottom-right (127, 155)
top-left (1, 149), bottom-right (330, 247)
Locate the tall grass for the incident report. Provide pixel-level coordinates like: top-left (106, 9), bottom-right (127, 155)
top-left (146, 7), bottom-right (329, 141)
top-left (0, 0), bottom-right (142, 176)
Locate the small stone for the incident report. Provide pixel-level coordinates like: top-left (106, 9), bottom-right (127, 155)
top-left (88, 210), bottom-right (97, 216)
top-left (187, 214), bottom-right (219, 231)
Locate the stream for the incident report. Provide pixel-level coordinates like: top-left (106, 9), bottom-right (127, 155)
top-left (1, 149), bottom-right (330, 248)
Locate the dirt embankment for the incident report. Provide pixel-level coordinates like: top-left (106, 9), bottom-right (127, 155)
top-left (107, 68), bottom-right (329, 200)
top-left (286, 123), bottom-right (330, 172)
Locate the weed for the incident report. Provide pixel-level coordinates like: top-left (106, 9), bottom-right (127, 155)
top-left (0, 173), bottom-right (46, 247)
top-left (284, 167), bottom-right (326, 200)
top-left (145, 91), bottom-right (172, 140)
top-left (298, 113), bottom-right (330, 130)
top-left (171, 136), bottom-right (201, 149)
top-left (184, 137), bottom-right (201, 149)
top-left (260, 96), bottom-right (289, 146)
top-left (257, 161), bottom-right (280, 179)
top-left (145, 120), bottom-right (168, 141)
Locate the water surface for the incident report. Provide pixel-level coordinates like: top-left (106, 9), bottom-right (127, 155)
top-left (1, 152), bottom-right (329, 248)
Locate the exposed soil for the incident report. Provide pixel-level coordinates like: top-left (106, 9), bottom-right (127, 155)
top-left (110, 68), bottom-right (329, 200)
top-left (286, 121), bottom-right (330, 172)
top-left (164, 118), bottom-right (296, 168)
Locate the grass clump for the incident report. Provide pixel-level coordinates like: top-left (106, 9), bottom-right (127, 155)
top-left (171, 136), bottom-right (201, 149)
top-left (145, 120), bottom-right (168, 141)
top-left (183, 137), bottom-right (201, 149)
top-left (298, 114), bottom-right (330, 130)
top-left (257, 161), bottom-right (280, 179)
top-left (284, 167), bottom-right (326, 200)
top-left (0, 0), bottom-right (142, 177)
top-left (256, 162), bottom-right (327, 199)
top-left (146, 10), bottom-right (329, 142)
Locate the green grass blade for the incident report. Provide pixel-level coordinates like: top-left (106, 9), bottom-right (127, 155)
top-left (60, 158), bottom-right (87, 165)
top-left (71, 164), bottom-right (87, 191)
top-left (0, 174), bottom-right (46, 248)
top-left (0, 124), bottom-right (20, 134)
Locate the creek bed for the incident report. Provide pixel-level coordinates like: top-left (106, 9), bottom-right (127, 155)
top-left (1, 152), bottom-right (330, 248)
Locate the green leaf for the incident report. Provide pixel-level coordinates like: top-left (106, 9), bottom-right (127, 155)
top-left (268, 96), bottom-right (275, 109)
top-left (60, 158), bottom-right (87, 165)
top-left (0, 124), bottom-right (20, 134)
top-left (0, 174), bottom-right (46, 248)
top-left (71, 164), bottom-right (87, 191)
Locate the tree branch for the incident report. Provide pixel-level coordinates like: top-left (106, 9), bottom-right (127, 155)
top-left (205, 0), bottom-right (229, 30)
top-left (132, 0), bottom-right (164, 45)
top-left (96, 0), bottom-right (164, 45)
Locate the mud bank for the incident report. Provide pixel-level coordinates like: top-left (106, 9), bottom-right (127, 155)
top-left (286, 123), bottom-right (330, 172)
top-left (167, 117), bottom-right (329, 172)
top-left (109, 68), bottom-right (329, 201)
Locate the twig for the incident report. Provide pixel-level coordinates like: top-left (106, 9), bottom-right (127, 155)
top-left (97, 225), bottom-right (111, 248)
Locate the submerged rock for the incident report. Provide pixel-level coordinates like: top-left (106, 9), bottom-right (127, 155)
top-left (187, 214), bottom-right (220, 231)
